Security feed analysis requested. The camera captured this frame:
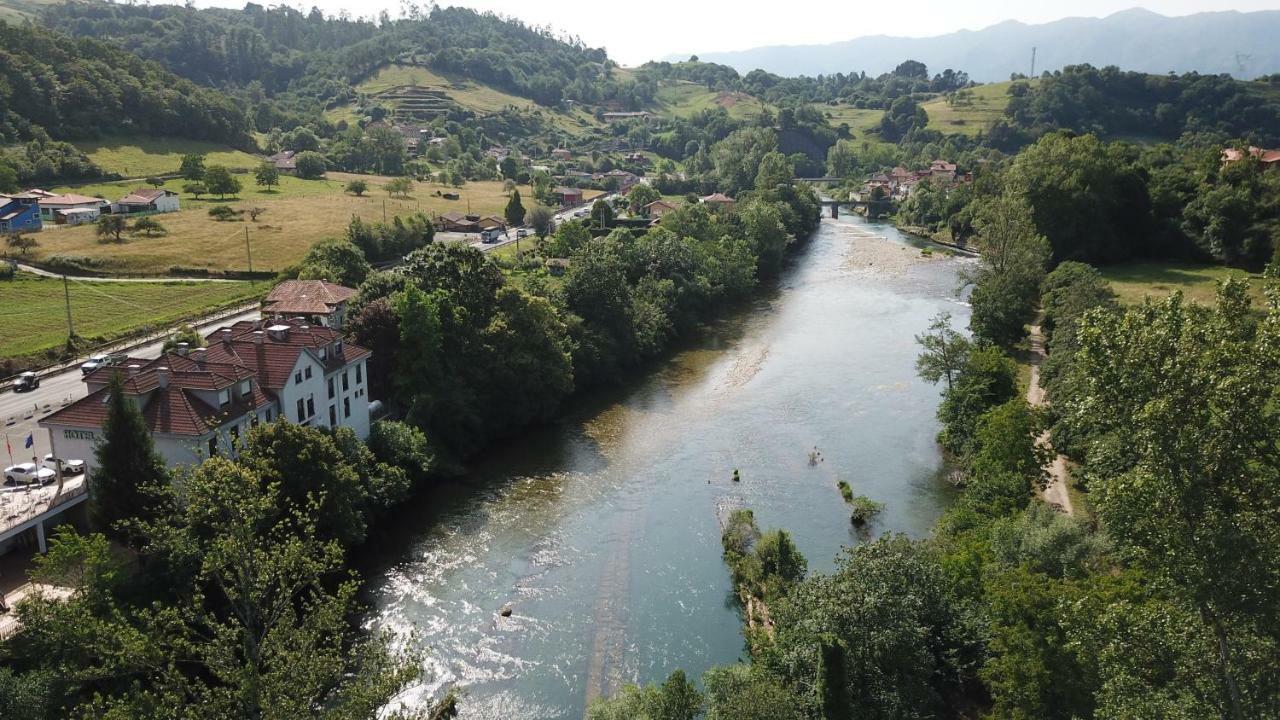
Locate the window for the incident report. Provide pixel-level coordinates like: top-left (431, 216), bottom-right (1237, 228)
top-left (296, 398), bottom-right (305, 421)
top-left (304, 366), bottom-right (312, 380)
top-left (295, 371), bottom-right (303, 385)
top-left (265, 408), bottom-right (273, 422)
top-left (218, 389), bottom-right (230, 407)
top-left (343, 397), bottom-right (350, 418)
top-left (240, 380), bottom-right (251, 396)
top-left (327, 377), bottom-right (335, 399)
top-left (306, 396), bottom-right (315, 418)
top-left (208, 437), bottom-right (218, 457)
top-left (342, 370), bottom-right (349, 392)
top-left (356, 362), bottom-right (363, 385)
top-left (329, 405), bottom-right (337, 426)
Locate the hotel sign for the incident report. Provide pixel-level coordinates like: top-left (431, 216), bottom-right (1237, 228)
top-left (63, 429), bottom-right (96, 441)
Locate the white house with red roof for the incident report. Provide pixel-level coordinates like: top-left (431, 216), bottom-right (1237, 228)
top-left (37, 194), bottom-right (109, 224)
top-left (115, 188), bottom-right (180, 214)
top-left (40, 319), bottom-right (372, 476)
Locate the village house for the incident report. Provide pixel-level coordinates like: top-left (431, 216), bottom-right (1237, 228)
top-left (929, 160), bottom-right (958, 182)
top-left (114, 188), bottom-right (180, 215)
top-left (555, 186), bottom-right (585, 206)
top-left (0, 192), bottom-right (44, 232)
top-left (437, 211), bottom-right (480, 232)
top-left (269, 150), bottom-right (298, 174)
top-left (551, 148), bottom-right (573, 162)
top-left (40, 319), bottom-right (372, 476)
top-left (644, 199), bottom-right (679, 218)
top-left (600, 169), bottom-right (639, 191)
top-left (263, 279), bottom-right (358, 329)
top-left (37, 194), bottom-right (109, 225)
top-left (700, 192), bottom-right (736, 211)
top-left (1221, 146), bottom-right (1280, 169)
top-left (625, 153), bottom-right (651, 167)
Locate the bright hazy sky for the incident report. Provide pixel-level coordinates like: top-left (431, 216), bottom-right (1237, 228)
top-left (197, 1), bottom-right (1279, 66)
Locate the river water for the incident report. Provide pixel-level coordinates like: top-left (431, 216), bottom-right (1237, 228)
top-left (363, 213), bottom-right (974, 718)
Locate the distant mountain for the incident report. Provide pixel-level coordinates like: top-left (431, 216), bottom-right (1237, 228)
top-left (683, 8), bottom-right (1280, 81)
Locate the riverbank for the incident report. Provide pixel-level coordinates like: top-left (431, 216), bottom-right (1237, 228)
top-left (363, 214), bottom-right (970, 719)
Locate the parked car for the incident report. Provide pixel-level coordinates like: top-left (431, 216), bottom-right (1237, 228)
top-left (13, 371), bottom-right (39, 392)
top-left (516, 228), bottom-right (529, 239)
top-left (42, 455), bottom-right (85, 476)
top-left (573, 210), bottom-right (587, 218)
top-left (4, 462), bottom-right (55, 486)
top-left (80, 352), bottom-right (123, 375)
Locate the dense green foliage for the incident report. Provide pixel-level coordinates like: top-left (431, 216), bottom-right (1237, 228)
top-left (1, 422), bottom-right (433, 717)
top-left (88, 374), bottom-right (171, 543)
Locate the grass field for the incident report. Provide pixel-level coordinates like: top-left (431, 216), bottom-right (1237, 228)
top-left (653, 81), bottom-right (770, 121)
top-left (814, 104), bottom-right (885, 140)
top-left (1100, 260), bottom-right (1267, 306)
top-left (31, 174), bottom-right (546, 275)
top-left (921, 81), bottom-right (1027, 137)
top-left (0, 273), bottom-right (261, 360)
top-left (75, 136), bottom-right (261, 178)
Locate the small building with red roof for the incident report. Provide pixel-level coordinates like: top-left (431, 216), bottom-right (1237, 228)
top-left (264, 279), bottom-right (358, 329)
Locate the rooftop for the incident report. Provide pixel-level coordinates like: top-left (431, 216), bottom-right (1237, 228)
top-left (263, 280), bottom-right (357, 316)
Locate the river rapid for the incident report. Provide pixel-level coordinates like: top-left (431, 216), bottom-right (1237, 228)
top-left (362, 213), bottom-right (975, 719)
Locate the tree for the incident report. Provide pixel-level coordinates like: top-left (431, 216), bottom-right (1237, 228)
top-left (504, 188), bottom-right (525, 227)
top-left (253, 161), bottom-right (279, 190)
top-left (6, 232), bottom-right (37, 255)
top-left (915, 312), bottom-right (972, 392)
top-left (383, 177), bottom-right (413, 197)
top-left (90, 374), bottom-right (169, 541)
top-left (130, 216), bottom-right (166, 237)
top-left (499, 156), bottom-right (518, 180)
top-left (738, 199), bottom-right (788, 277)
top-left (203, 164), bottom-right (242, 199)
top-left (182, 182), bottom-right (208, 199)
top-left (590, 198), bottom-right (614, 228)
top-left (526, 204), bottom-right (555, 237)
top-left (966, 196), bottom-right (1051, 348)
top-left (145, 176), bottom-right (164, 188)
top-left (879, 96), bottom-right (928, 142)
top-left (937, 345), bottom-right (1018, 457)
top-left (179, 153), bottom-right (206, 181)
top-left (1070, 281), bottom-right (1280, 719)
top-left (588, 670), bottom-right (702, 720)
top-left (297, 238), bottom-right (371, 287)
top-left (754, 151), bottom-right (794, 191)
top-left (283, 125), bottom-right (320, 151)
top-left (345, 179), bottom-right (368, 196)
top-left (294, 151), bottom-right (327, 179)
top-left (95, 214), bottom-right (128, 243)
top-left (163, 323), bottom-right (205, 351)
top-left (627, 183), bottom-right (660, 213)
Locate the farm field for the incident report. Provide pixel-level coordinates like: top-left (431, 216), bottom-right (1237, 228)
top-left (74, 135), bottom-right (261, 178)
top-left (351, 63), bottom-right (602, 136)
top-left (0, 273), bottom-right (261, 361)
top-left (31, 174), bottom-right (548, 276)
top-left (652, 81), bottom-right (769, 121)
top-left (921, 80), bottom-right (1026, 136)
top-left (814, 104), bottom-right (885, 142)
top-left (1100, 260), bottom-right (1267, 306)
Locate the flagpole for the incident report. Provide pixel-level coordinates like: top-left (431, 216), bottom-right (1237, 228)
top-left (4, 432), bottom-right (12, 466)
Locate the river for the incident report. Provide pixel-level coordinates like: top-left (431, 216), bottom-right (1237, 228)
top-left (362, 213), bottom-right (975, 718)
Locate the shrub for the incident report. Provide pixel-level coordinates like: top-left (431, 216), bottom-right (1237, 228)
top-left (848, 495), bottom-right (885, 526)
top-left (208, 205), bottom-right (241, 221)
top-left (836, 480), bottom-right (853, 503)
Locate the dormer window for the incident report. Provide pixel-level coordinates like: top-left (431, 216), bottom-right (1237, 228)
top-left (240, 380), bottom-right (251, 396)
top-left (218, 389), bottom-right (230, 407)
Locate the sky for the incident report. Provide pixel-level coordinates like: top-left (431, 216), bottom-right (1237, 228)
top-left (197, 1), bottom-right (1280, 66)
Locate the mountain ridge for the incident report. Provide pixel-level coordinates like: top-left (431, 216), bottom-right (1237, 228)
top-left (677, 8), bottom-right (1280, 81)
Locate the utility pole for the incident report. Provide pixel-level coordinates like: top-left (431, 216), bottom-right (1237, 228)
top-left (1030, 47), bottom-right (1037, 78)
top-left (62, 273), bottom-right (74, 340)
top-left (382, 198), bottom-right (387, 224)
top-left (244, 226), bottom-right (254, 283)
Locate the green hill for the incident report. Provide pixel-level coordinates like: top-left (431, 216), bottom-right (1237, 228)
top-left (921, 81), bottom-right (1022, 137)
top-left (76, 136), bottom-right (261, 178)
top-left (652, 81), bottom-right (770, 121)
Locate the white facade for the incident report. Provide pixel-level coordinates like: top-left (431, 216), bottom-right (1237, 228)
top-left (276, 349), bottom-right (370, 439)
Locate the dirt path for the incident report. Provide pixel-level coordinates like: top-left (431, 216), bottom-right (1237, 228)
top-left (1027, 325), bottom-right (1073, 515)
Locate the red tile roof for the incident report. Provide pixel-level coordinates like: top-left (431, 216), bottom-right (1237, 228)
top-left (38, 194), bottom-right (106, 207)
top-left (263, 280), bottom-right (357, 316)
top-left (118, 188), bottom-right (174, 205)
top-left (701, 193), bottom-right (735, 203)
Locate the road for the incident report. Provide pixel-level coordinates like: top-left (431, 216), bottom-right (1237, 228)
top-left (1, 307), bottom-right (261, 466)
top-left (1027, 324), bottom-right (1074, 516)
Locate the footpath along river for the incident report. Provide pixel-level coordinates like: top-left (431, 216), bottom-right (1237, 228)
top-left (362, 212), bottom-right (975, 718)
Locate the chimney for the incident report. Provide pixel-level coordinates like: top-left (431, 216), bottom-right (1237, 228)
top-left (156, 367), bottom-right (170, 389)
top-left (253, 330), bottom-right (265, 345)
top-left (126, 364), bottom-right (141, 377)
top-left (175, 342), bottom-right (189, 356)
top-left (192, 348), bottom-right (206, 367)
top-left (220, 328), bottom-right (233, 345)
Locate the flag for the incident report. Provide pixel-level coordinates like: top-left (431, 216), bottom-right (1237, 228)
top-left (4, 433), bottom-right (11, 465)
top-left (24, 432), bottom-right (34, 449)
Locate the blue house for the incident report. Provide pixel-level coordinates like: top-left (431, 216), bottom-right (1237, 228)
top-left (0, 192), bottom-right (44, 233)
